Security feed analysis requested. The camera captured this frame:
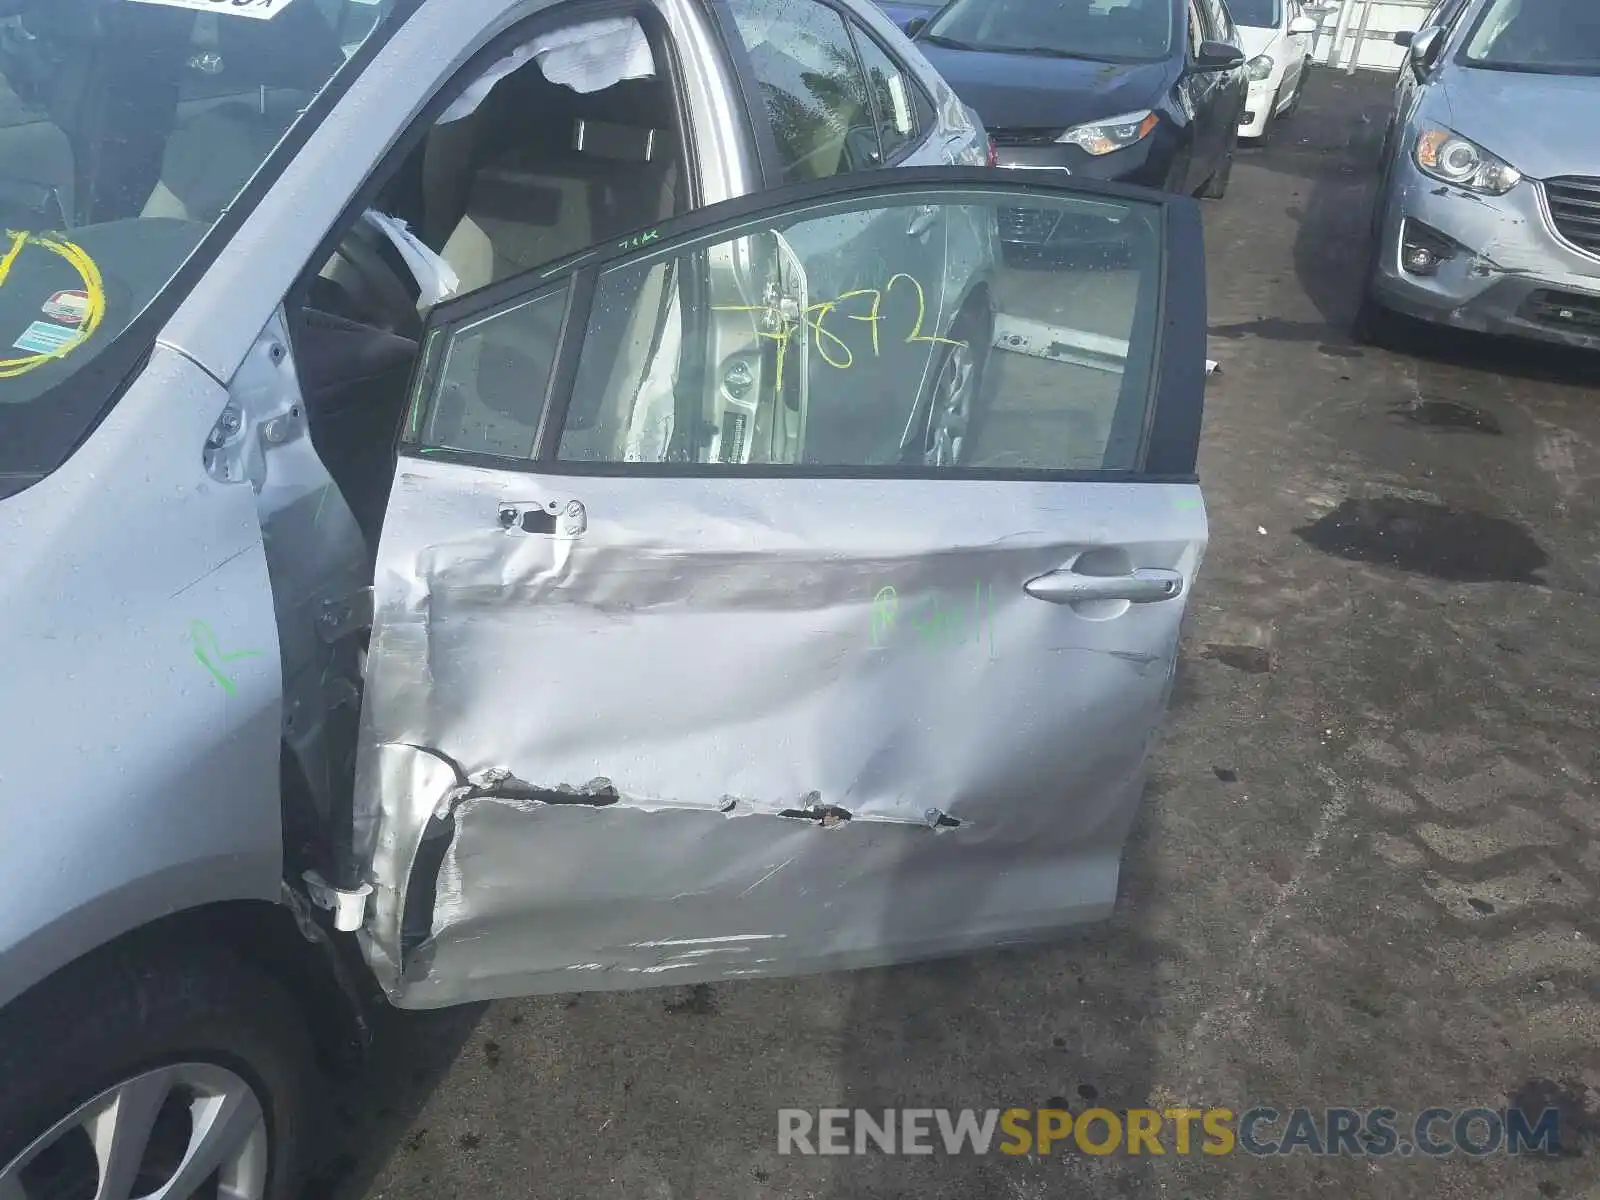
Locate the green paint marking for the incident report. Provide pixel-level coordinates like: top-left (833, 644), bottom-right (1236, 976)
top-left (1174, 497), bottom-right (1202, 510)
top-left (870, 582), bottom-right (996, 658)
top-left (190, 619), bottom-right (263, 697)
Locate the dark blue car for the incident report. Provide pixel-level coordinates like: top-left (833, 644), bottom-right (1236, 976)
top-left (898, 0), bottom-right (1248, 246)
top-left (874, 0), bottom-right (943, 32)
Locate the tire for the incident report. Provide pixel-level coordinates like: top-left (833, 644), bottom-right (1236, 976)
top-left (916, 302), bottom-right (992, 467)
top-left (1284, 62), bottom-right (1310, 117)
top-left (0, 941), bottom-right (317, 1200)
top-left (1250, 98), bottom-right (1275, 146)
top-left (1163, 149), bottom-right (1193, 195)
top-left (1199, 142), bottom-right (1235, 199)
top-left (1352, 262), bottom-right (1406, 350)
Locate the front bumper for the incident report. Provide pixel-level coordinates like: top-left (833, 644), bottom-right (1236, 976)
top-left (992, 130), bottom-right (1179, 247)
top-left (1239, 75), bottom-right (1280, 138)
top-left (1372, 156), bottom-right (1600, 351)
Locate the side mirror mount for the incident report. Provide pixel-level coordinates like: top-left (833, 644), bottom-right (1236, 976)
top-left (1193, 40), bottom-right (1246, 72)
top-left (1408, 25), bottom-right (1444, 78)
top-left (1288, 15), bottom-right (1319, 34)
top-left (905, 15), bottom-right (928, 36)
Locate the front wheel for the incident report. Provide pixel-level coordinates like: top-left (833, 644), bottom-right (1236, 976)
top-left (1283, 63), bottom-right (1310, 117)
top-left (0, 942), bottom-right (318, 1200)
top-left (919, 304), bottom-right (992, 467)
top-left (1199, 142), bottom-right (1235, 199)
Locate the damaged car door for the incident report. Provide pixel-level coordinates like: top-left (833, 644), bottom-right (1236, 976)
top-left (351, 167), bottom-right (1209, 1007)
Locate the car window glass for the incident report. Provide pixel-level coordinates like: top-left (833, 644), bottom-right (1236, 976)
top-left (1203, 0), bottom-right (1236, 41)
top-left (725, 0), bottom-right (879, 184)
top-left (926, 0), bottom-right (1176, 62)
top-left (0, 0), bottom-right (404, 488)
top-left (850, 24), bottom-right (921, 163)
top-left (1459, 0), bottom-right (1600, 72)
top-left (1438, 0), bottom-right (1472, 36)
top-left (1227, 0), bottom-right (1280, 29)
top-left (407, 189), bottom-right (1167, 472)
top-left (1188, 0), bottom-right (1207, 52)
top-left (415, 287), bottom-right (570, 457)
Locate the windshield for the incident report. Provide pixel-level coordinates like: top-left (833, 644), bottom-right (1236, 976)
top-left (1227, 0), bottom-right (1281, 28)
top-left (923, 0), bottom-right (1175, 63)
top-left (1459, 0), bottom-right (1600, 74)
top-left (0, 0), bottom-right (404, 494)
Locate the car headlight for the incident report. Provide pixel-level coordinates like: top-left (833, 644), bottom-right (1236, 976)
top-left (1246, 54), bottom-right (1275, 81)
top-left (1056, 109), bottom-right (1159, 156)
top-left (1413, 127), bottom-right (1522, 196)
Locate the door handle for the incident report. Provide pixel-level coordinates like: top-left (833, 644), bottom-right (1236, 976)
top-left (1023, 567), bottom-right (1185, 605)
top-left (907, 205), bottom-right (938, 239)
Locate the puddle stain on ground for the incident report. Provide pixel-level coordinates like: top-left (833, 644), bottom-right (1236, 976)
top-left (1392, 399), bottom-right (1505, 435)
top-left (1208, 316), bottom-right (1363, 359)
top-left (1508, 1077), bottom-right (1596, 1158)
top-left (1201, 643), bottom-right (1273, 674)
top-left (1295, 497), bottom-right (1548, 584)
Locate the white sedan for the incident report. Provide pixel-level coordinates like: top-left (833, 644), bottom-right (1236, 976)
top-left (1232, 0), bottom-right (1321, 140)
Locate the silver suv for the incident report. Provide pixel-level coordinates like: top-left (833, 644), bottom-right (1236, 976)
top-left (1359, 0), bottom-right (1600, 348)
top-left (0, 0), bottom-right (1209, 1196)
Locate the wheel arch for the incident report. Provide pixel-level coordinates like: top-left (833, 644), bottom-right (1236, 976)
top-left (0, 895), bottom-right (373, 1076)
top-left (896, 284), bottom-right (995, 461)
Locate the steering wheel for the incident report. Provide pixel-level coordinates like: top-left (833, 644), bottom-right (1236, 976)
top-left (325, 221), bottom-right (424, 342)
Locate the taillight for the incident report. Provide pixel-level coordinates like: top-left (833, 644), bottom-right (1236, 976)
top-left (986, 136), bottom-right (998, 168)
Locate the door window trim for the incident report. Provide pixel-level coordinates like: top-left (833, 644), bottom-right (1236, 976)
top-left (401, 167), bottom-right (1207, 484)
top-left (713, 0), bottom-right (922, 188)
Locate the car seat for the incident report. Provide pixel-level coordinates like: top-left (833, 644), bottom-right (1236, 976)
top-left (424, 66), bottom-right (682, 294)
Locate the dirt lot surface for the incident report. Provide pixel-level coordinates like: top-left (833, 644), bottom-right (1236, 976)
top-left (312, 71), bottom-right (1600, 1200)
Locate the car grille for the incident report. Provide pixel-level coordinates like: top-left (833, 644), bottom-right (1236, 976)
top-left (1520, 288), bottom-right (1600, 332)
top-left (1544, 177), bottom-right (1600, 256)
top-left (988, 128), bottom-right (1061, 147)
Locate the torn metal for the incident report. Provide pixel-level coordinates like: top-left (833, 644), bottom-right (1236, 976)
top-left (351, 463), bottom-right (1202, 1008)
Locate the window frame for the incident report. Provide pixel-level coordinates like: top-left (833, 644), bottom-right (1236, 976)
top-left (716, 0), bottom-right (916, 188)
top-left (399, 167), bottom-right (1207, 484)
top-left (1187, 0), bottom-right (1208, 56)
top-left (843, 16), bottom-right (937, 168)
top-left (1203, 0), bottom-right (1237, 43)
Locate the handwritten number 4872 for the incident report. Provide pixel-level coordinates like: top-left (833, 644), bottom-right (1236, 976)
top-left (713, 273), bottom-right (967, 391)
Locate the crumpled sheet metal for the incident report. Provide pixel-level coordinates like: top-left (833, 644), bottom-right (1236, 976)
top-left (354, 461), bottom-right (1202, 1007)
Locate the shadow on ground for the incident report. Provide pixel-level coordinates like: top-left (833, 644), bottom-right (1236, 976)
top-left (302, 1003), bottom-right (488, 1200)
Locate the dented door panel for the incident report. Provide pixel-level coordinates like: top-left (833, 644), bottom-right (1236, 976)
top-left (352, 172), bottom-right (1209, 1006)
top-left (356, 470), bottom-right (1200, 1005)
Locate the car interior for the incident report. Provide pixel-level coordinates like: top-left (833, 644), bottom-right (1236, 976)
top-left (283, 15), bottom-right (691, 552)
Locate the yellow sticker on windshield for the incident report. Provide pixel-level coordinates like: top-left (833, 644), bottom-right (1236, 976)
top-left (127, 0), bottom-right (302, 19)
top-left (0, 231), bottom-right (106, 380)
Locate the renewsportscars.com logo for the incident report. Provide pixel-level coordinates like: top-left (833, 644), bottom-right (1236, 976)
top-left (777, 1106), bottom-right (1568, 1158)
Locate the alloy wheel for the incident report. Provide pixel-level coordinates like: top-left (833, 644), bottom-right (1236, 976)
top-left (0, 1063), bottom-right (269, 1200)
top-left (923, 337), bottom-right (977, 467)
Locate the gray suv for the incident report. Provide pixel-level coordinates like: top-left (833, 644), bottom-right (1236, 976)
top-left (1358, 0), bottom-right (1600, 348)
top-left (0, 0), bottom-right (1211, 1196)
